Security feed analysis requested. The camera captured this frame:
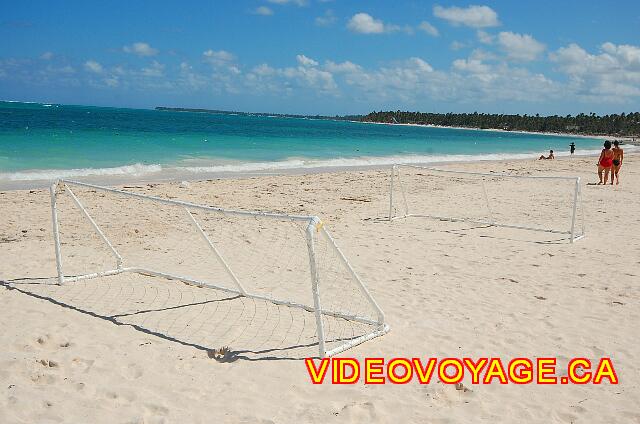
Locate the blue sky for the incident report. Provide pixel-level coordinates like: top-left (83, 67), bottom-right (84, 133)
top-left (1, 0), bottom-right (639, 115)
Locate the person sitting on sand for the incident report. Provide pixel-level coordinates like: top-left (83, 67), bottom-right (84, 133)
top-left (597, 140), bottom-right (615, 185)
top-left (611, 140), bottom-right (624, 185)
top-left (539, 150), bottom-right (555, 160)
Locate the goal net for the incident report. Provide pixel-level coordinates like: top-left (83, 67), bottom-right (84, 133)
top-left (388, 165), bottom-right (585, 243)
top-left (47, 179), bottom-right (388, 359)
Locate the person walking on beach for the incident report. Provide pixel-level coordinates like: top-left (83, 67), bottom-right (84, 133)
top-left (611, 140), bottom-right (624, 185)
top-left (569, 142), bottom-right (576, 155)
top-left (597, 140), bottom-right (614, 185)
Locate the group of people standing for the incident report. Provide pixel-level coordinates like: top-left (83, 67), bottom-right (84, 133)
top-left (538, 140), bottom-right (624, 185)
top-left (597, 140), bottom-right (624, 185)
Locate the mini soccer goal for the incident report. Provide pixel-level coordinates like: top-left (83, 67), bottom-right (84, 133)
top-left (388, 165), bottom-right (585, 243)
top-left (49, 180), bottom-right (388, 358)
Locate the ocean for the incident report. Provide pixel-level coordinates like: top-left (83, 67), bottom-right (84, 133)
top-left (0, 101), bottom-right (606, 187)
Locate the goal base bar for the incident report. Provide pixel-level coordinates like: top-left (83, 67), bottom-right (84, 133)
top-left (52, 267), bottom-right (389, 356)
top-left (324, 324), bottom-right (390, 357)
top-left (393, 214), bottom-right (585, 242)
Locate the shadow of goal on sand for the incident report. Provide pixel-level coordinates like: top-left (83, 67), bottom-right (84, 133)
top-left (1, 273), bottom-right (371, 362)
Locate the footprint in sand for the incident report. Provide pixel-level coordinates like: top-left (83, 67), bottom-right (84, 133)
top-left (24, 309), bottom-right (47, 319)
top-left (117, 389), bottom-right (137, 403)
top-left (124, 363), bottom-right (144, 380)
top-left (552, 410), bottom-right (579, 423)
top-left (334, 401), bottom-right (377, 421)
top-left (424, 382), bottom-right (475, 407)
top-left (35, 335), bottom-right (51, 346)
top-left (30, 372), bottom-right (58, 385)
top-left (103, 391), bottom-right (119, 400)
top-left (38, 359), bottom-right (59, 368)
top-left (70, 358), bottom-right (95, 373)
top-left (144, 403), bottom-right (170, 417)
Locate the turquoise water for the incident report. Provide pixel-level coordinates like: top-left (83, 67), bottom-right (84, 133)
top-left (0, 101), bottom-right (604, 181)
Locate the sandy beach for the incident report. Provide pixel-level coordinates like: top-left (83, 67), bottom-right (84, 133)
top-left (1, 154), bottom-right (638, 423)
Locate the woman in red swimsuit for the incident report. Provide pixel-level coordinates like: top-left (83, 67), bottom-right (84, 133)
top-left (597, 140), bottom-right (614, 185)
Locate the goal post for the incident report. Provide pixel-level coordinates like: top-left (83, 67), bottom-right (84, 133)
top-left (49, 179), bottom-right (389, 358)
top-left (388, 164), bottom-right (585, 243)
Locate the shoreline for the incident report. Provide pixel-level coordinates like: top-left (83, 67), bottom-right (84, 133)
top-left (356, 120), bottom-right (639, 142)
top-left (2, 148), bottom-right (633, 192)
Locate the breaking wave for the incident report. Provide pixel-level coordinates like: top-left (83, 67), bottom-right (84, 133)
top-left (1, 147), bottom-right (629, 182)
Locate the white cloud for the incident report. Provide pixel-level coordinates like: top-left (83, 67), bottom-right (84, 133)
top-left (346, 13), bottom-right (412, 35)
top-left (324, 60), bottom-right (362, 73)
top-left (324, 50), bottom-right (552, 105)
top-left (447, 60), bottom-right (557, 102)
top-left (252, 63), bottom-right (276, 76)
top-left (282, 66), bottom-right (337, 92)
top-left (84, 60), bottom-right (103, 73)
top-left (296, 54), bottom-right (318, 67)
top-left (254, 6), bottom-right (273, 16)
top-left (203, 49), bottom-right (235, 65)
top-left (123, 42), bottom-right (158, 57)
top-left (497, 31), bottom-right (545, 61)
top-left (477, 30), bottom-right (494, 44)
top-left (409, 57), bottom-right (434, 73)
top-left (103, 76), bottom-right (119, 87)
top-left (176, 61), bottom-right (209, 91)
top-left (433, 5), bottom-right (499, 28)
top-left (468, 48), bottom-right (497, 61)
top-left (141, 61), bottom-right (164, 77)
top-left (315, 9), bottom-right (336, 27)
top-left (45, 65), bottom-right (75, 75)
top-left (452, 58), bottom-right (490, 74)
top-left (550, 43), bottom-right (602, 74)
top-left (347, 13), bottom-right (385, 34)
top-left (419, 21), bottom-right (439, 37)
top-left (303, 53), bottom-right (562, 106)
top-left (40, 52), bottom-right (54, 60)
top-left (601, 42), bottom-right (640, 69)
top-left (245, 55), bottom-right (338, 95)
top-left (550, 42), bottom-right (640, 100)
top-left (202, 49), bottom-right (241, 78)
top-left (333, 57), bottom-right (444, 103)
top-left (267, 0), bottom-right (307, 5)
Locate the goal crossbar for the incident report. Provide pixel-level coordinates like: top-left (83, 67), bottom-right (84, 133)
top-left (389, 164), bottom-right (586, 243)
top-left (50, 179), bottom-right (389, 357)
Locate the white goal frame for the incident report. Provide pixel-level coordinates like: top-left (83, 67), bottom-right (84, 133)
top-left (389, 165), bottom-right (585, 243)
top-left (50, 179), bottom-right (389, 357)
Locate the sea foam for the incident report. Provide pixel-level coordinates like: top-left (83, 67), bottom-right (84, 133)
top-left (0, 163), bottom-right (162, 181)
top-left (1, 146), bottom-right (631, 183)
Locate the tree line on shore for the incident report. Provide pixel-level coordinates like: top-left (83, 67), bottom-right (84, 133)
top-left (157, 106), bottom-right (639, 137)
top-left (360, 111), bottom-right (640, 137)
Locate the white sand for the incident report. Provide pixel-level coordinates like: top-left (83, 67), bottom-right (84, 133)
top-left (1, 154), bottom-right (638, 423)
